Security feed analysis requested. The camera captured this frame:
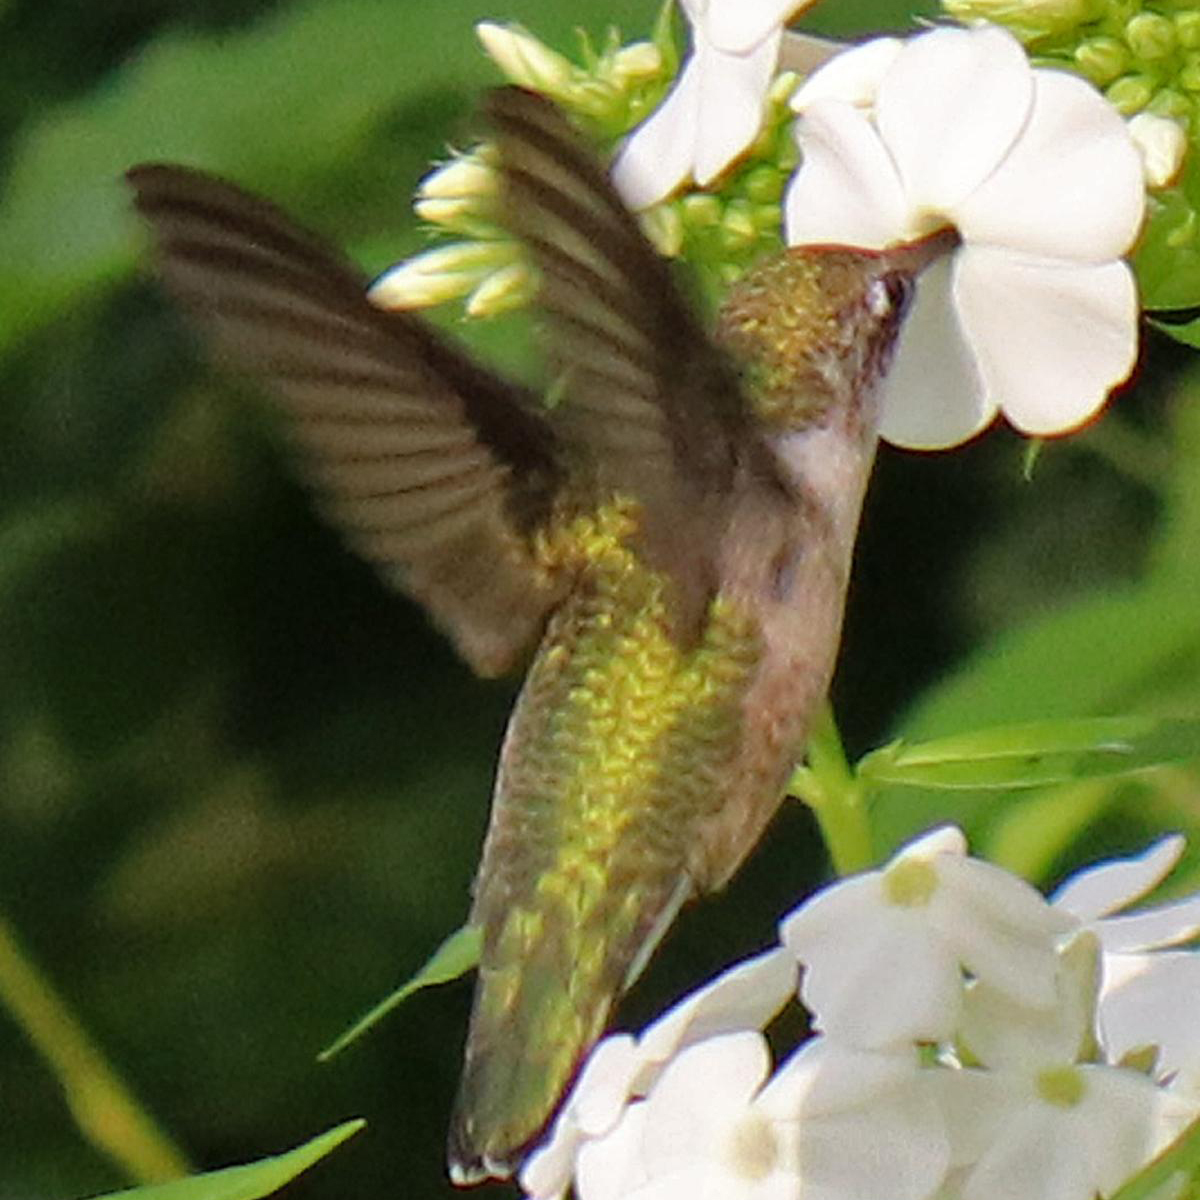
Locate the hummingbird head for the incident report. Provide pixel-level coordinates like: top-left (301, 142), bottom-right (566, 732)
top-left (715, 229), bottom-right (956, 433)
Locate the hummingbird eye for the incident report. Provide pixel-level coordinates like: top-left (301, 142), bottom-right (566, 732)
top-left (868, 271), bottom-right (915, 322)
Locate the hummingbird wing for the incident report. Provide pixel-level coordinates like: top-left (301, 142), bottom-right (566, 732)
top-left (127, 164), bottom-right (568, 677)
top-left (485, 88), bottom-right (759, 632)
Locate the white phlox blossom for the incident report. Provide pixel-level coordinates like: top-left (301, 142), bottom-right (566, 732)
top-left (779, 825), bottom-right (1074, 1046)
top-left (786, 25), bottom-right (1145, 449)
top-left (1053, 836), bottom-right (1200, 1092)
top-left (613, 0), bottom-right (813, 210)
top-left (520, 829), bottom-right (1200, 1200)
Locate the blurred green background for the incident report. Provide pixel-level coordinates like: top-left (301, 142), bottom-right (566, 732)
top-left (1, 0), bottom-right (1198, 1197)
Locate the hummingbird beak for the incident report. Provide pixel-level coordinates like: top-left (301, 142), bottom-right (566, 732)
top-left (880, 226), bottom-right (960, 277)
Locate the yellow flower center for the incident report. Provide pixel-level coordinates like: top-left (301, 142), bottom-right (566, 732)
top-left (884, 858), bottom-right (939, 907)
top-left (1036, 1065), bottom-right (1086, 1108)
top-left (728, 1115), bottom-right (779, 1182)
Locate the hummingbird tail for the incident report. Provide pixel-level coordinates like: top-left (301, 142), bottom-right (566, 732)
top-left (446, 870), bottom-right (692, 1184)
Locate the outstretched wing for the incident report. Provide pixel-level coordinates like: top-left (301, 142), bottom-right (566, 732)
top-left (485, 88), bottom-right (761, 624)
top-left (127, 164), bottom-right (567, 677)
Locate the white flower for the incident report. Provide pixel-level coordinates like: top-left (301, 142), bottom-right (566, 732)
top-left (574, 1033), bottom-right (949, 1200)
top-left (780, 826), bottom-right (1076, 1047)
top-left (935, 938), bottom-right (1197, 1200)
top-left (520, 948), bottom-right (797, 1200)
top-left (786, 25), bottom-right (1144, 449)
top-left (613, 0), bottom-right (810, 209)
top-left (755, 1038), bottom-right (950, 1200)
top-left (1052, 837), bottom-right (1200, 1087)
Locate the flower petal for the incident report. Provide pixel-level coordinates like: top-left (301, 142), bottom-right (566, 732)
top-left (954, 248), bottom-right (1138, 435)
top-left (611, 56), bottom-right (703, 209)
top-left (693, 31), bottom-right (782, 185)
top-left (951, 69), bottom-right (1144, 262)
top-left (1100, 952), bottom-right (1200, 1079)
top-left (636, 947), bottom-right (798, 1078)
top-left (785, 99), bottom-right (908, 248)
top-left (704, 0), bottom-right (805, 54)
top-left (877, 26), bottom-right (1033, 213)
top-left (876, 255), bottom-right (994, 449)
top-left (1094, 897), bottom-right (1200, 954)
top-left (1051, 836), bottom-right (1185, 922)
top-left (790, 37), bottom-right (903, 111)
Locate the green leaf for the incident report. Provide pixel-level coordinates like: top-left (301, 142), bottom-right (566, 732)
top-left (90, 1120), bottom-right (365, 1200)
top-left (858, 716), bottom-right (1200, 791)
top-left (318, 923), bottom-right (481, 1062)
top-left (1135, 156), bottom-right (1200, 310)
top-left (1109, 1113), bottom-right (1200, 1200)
top-left (1150, 314), bottom-right (1200, 349)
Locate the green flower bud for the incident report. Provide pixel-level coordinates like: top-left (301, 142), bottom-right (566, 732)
top-left (1148, 87), bottom-right (1192, 120)
top-left (1180, 50), bottom-right (1200, 91)
top-left (1073, 36), bottom-right (1130, 85)
top-left (1106, 72), bottom-right (1157, 113)
top-left (741, 164), bottom-right (785, 204)
top-left (1177, 9), bottom-right (1200, 50)
top-left (943, 0), bottom-right (1099, 41)
top-left (638, 204), bottom-right (685, 257)
top-left (1125, 11), bottom-right (1176, 61)
top-left (680, 194), bottom-right (723, 230)
top-left (720, 200), bottom-right (758, 253)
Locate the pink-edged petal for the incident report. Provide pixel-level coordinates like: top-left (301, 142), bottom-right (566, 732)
top-left (785, 99), bottom-right (908, 248)
top-left (790, 37), bottom-right (903, 111)
top-left (877, 255), bottom-right (993, 449)
top-left (692, 31), bottom-right (782, 184)
top-left (877, 26), bottom-right (1033, 214)
top-left (954, 248), bottom-right (1138, 436)
top-left (952, 69), bottom-right (1145, 262)
top-left (612, 55), bottom-right (703, 209)
top-left (704, 0), bottom-right (805, 54)
top-left (1051, 837), bottom-right (1186, 922)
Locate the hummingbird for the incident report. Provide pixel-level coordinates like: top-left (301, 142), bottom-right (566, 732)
top-left (128, 86), bottom-right (950, 1184)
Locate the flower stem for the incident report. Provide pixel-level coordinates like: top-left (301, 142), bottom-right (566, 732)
top-left (789, 704), bottom-right (874, 875)
top-left (0, 912), bottom-right (190, 1183)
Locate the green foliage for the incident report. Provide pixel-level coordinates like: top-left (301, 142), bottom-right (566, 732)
top-left (92, 1121), bottom-right (364, 1200)
top-left (859, 716), bottom-right (1200, 791)
top-left (319, 925), bottom-right (481, 1062)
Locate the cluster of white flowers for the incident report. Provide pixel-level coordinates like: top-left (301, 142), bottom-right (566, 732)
top-left (615, 11), bottom-right (1149, 449)
top-left (519, 828), bottom-right (1200, 1200)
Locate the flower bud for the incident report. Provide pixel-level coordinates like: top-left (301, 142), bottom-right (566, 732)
top-left (369, 242), bottom-right (513, 310)
top-left (418, 153), bottom-right (498, 202)
top-left (1129, 112), bottom-right (1188, 188)
top-left (1073, 36), bottom-right (1130, 86)
top-left (1180, 51), bottom-right (1200, 92)
top-left (943, 0), bottom-right (1098, 41)
top-left (1125, 12), bottom-right (1176, 61)
top-left (465, 261), bottom-right (538, 317)
top-left (1176, 9), bottom-right (1200, 50)
top-left (1147, 88), bottom-right (1191, 121)
top-left (638, 205), bottom-right (684, 257)
top-left (476, 22), bottom-right (574, 95)
top-left (609, 41), bottom-right (663, 83)
top-left (1106, 73), bottom-right (1157, 114)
